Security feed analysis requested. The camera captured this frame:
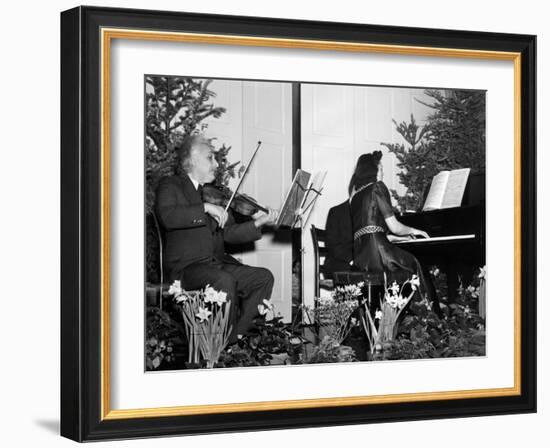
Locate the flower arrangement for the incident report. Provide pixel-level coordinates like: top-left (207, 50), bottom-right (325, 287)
top-left (361, 275), bottom-right (420, 354)
top-left (168, 281), bottom-right (232, 368)
top-left (377, 266), bottom-right (486, 361)
top-left (304, 282), bottom-right (363, 344)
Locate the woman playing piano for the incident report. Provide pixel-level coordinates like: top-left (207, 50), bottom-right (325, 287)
top-left (349, 151), bottom-right (439, 312)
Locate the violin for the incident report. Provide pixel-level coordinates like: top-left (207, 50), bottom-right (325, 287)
top-left (201, 183), bottom-right (269, 217)
top-left (202, 141), bottom-right (277, 221)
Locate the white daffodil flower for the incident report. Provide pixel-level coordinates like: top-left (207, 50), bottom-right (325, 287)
top-left (478, 266), bottom-right (486, 280)
top-left (390, 281), bottom-right (400, 296)
top-left (257, 304), bottom-right (269, 316)
top-left (174, 294), bottom-right (188, 303)
top-left (212, 290), bottom-right (228, 307)
top-left (375, 310), bottom-right (383, 320)
top-left (203, 284), bottom-right (218, 303)
top-left (168, 280), bottom-right (183, 297)
top-left (410, 274), bottom-right (421, 291)
top-left (195, 307), bottom-right (212, 322)
top-left (396, 295), bottom-right (408, 309)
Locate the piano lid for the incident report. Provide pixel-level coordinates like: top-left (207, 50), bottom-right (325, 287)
top-left (462, 172), bottom-right (485, 207)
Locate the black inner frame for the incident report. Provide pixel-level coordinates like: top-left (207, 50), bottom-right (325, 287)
top-left (61, 6), bottom-right (536, 442)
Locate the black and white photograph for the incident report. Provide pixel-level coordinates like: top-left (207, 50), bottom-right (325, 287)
top-left (144, 76), bottom-right (486, 371)
top-left (54, 3), bottom-right (538, 443)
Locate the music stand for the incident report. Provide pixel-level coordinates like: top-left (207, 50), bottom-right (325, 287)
top-left (278, 171), bottom-right (326, 323)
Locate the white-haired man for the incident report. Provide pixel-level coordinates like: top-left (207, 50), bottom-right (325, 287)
top-left (155, 135), bottom-right (278, 343)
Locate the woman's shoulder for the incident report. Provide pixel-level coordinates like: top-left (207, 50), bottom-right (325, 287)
top-left (373, 180), bottom-right (390, 192)
top-left (372, 181), bottom-right (393, 202)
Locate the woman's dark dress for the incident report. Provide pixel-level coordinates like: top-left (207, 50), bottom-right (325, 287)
top-left (350, 181), bottom-right (436, 303)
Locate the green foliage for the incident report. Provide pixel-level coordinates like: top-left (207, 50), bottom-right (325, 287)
top-left (145, 76), bottom-right (226, 214)
top-left (145, 306), bottom-right (185, 370)
top-left (217, 344), bottom-right (265, 368)
top-left (305, 336), bottom-right (356, 364)
top-left (218, 315), bottom-right (307, 367)
top-left (213, 143), bottom-right (244, 189)
top-left (381, 115), bottom-right (435, 211)
top-left (421, 89), bottom-right (486, 172)
top-left (146, 77), bottom-right (226, 151)
top-left (382, 89), bottom-right (486, 211)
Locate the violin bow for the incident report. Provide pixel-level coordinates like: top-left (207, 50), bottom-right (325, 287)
top-left (223, 141), bottom-right (263, 214)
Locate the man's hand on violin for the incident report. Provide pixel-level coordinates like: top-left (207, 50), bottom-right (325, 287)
top-left (204, 203), bottom-right (228, 228)
top-left (253, 207), bottom-right (279, 228)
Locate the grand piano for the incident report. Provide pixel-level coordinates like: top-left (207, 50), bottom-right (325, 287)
top-left (396, 173), bottom-right (485, 300)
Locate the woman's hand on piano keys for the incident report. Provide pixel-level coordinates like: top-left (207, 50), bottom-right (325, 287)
top-left (385, 215), bottom-right (429, 240)
top-left (388, 234), bottom-right (413, 243)
top-left (410, 228), bottom-right (429, 239)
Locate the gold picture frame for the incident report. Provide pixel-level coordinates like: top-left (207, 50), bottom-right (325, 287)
top-left (61, 6), bottom-right (536, 441)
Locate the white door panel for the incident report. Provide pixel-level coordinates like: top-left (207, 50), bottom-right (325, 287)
top-left (301, 84), bottom-right (355, 309)
top-left (241, 82), bottom-right (293, 322)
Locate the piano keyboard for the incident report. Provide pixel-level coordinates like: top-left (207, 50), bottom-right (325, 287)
top-left (395, 234), bottom-right (476, 244)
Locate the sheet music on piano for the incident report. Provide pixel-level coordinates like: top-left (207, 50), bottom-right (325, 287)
top-left (423, 168), bottom-right (471, 211)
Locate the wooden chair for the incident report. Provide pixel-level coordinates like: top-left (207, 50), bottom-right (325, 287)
top-left (146, 211), bottom-right (171, 309)
top-left (146, 212), bottom-right (224, 311)
top-left (310, 224), bottom-right (385, 309)
top-left (309, 225), bottom-right (335, 297)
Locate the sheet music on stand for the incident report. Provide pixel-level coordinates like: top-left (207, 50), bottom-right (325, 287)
top-left (293, 171), bottom-right (326, 228)
top-left (276, 169), bottom-right (311, 228)
top-left (276, 169), bottom-right (326, 228)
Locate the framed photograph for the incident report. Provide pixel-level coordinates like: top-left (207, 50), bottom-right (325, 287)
top-left (60, 6), bottom-right (536, 442)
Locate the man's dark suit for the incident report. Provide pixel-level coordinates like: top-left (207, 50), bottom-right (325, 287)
top-left (324, 200), bottom-right (354, 278)
top-left (155, 174), bottom-right (274, 341)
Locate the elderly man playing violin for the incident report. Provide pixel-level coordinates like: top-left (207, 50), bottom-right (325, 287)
top-left (155, 134), bottom-right (279, 344)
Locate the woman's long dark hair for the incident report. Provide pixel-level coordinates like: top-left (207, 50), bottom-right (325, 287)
top-left (348, 150), bottom-right (383, 195)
